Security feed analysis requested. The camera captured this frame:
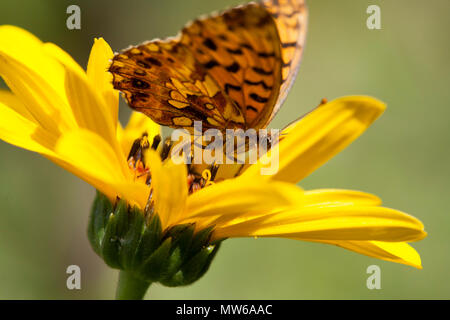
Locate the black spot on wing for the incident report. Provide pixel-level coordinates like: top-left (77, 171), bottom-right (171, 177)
top-left (246, 105), bottom-right (258, 113)
top-left (244, 79), bottom-right (273, 90)
top-left (145, 57), bottom-right (162, 67)
top-left (204, 60), bottom-right (220, 69)
top-left (250, 93), bottom-right (269, 103)
top-left (132, 78), bottom-right (150, 89)
top-left (134, 69), bottom-right (147, 76)
top-left (232, 99), bottom-right (243, 110)
top-left (225, 62), bottom-right (240, 73)
top-left (227, 47), bottom-right (243, 55)
top-left (241, 43), bottom-right (254, 51)
top-left (137, 60), bottom-right (151, 69)
top-left (252, 67), bottom-right (273, 76)
top-left (132, 92), bottom-right (150, 100)
top-left (258, 52), bottom-right (276, 58)
top-left (203, 38), bottom-right (218, 51)
top-left (224, 83), bottom-right (242, 94)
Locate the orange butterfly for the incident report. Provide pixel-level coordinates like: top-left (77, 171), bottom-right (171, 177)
top-left (109, 0), bottom-right (308, 133)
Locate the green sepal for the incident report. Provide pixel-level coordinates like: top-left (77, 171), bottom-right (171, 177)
top-left (87, 192), bottom-right (113, 255)
top-left (88, 192), bottom-right (222, 287)
top-left (182, 242), bottom-right (221, 285)
top-left (101, 212), bottom-right (121, 269)
top-left (133, 213), bottom-right (162, 268)
top-left (138, 237), bottom-right (172, 282)
top-left (118, 206), bottom-right (145, 270)
top-left (161, 242), bottom-right (221, 287)
top-left (160, 224), bottom-right (195, 281)
top-left (194, 242), bottom-right (221, 281)
top-left (188, 226), bottom-right (213, 256)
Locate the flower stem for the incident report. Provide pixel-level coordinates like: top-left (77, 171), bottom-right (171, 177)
top-left (115, 270), bottom-right (151, 300)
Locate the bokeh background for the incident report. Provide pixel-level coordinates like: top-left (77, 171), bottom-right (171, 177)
top-left (0, 0), bottom-right (448, 299)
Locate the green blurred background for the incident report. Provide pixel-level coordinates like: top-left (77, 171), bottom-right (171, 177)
top-left (0, 0), bottom-right (448, 299)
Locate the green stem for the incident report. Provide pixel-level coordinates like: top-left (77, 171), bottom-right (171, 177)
top-left (115, 270), bottom-right (151, 300)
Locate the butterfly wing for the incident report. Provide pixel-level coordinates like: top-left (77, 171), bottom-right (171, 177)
top-left (110, 0), bottom-right (307, 131)
top-left (110, 39), bottom-right (245, 132)
top-left (180, 2), bottom-right (283, 129)
top-left (262, 0), bottom-right (308, 124)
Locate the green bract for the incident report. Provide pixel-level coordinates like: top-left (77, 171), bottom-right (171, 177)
top-left (88, 192), bottom-right (221, 287)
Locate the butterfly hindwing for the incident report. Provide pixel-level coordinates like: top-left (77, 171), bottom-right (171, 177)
top-left (110, 39), bottom-right (245, 131)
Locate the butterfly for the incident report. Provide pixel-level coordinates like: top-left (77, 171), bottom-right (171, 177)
top-left (109, 0), bottom-right (308, 134)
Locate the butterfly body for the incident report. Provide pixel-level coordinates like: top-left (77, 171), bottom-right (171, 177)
top-left (110, 0), bottom-right (308, 133)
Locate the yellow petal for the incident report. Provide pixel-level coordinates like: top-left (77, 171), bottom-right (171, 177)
top-left (54, 129), bottom-right (148, 207)
top-left (213, 205), bottom-right (426, 242)
top-left (86, 38), bottom-right (119, 127)
top-left (0, 90), bottom-right (35, 122)
top-left (0, 25), bottom-right (42, 48)
top-left (63, 62), bottom-right (118, 148)
top-left (0, 52), bottom-right (75, 134)
top-left (55, 129), bottom-right (127, 181)
top-left (42, 42), bottom-right (85, 75)
top-left (201, 188), bottom-right (381, 233)
top-left (145, 151), bottom-right (187, 228)
top-left (301, 189), bottom-right (382, 207)
top-left (125, 111), bottom-right (160, 136)
top-left (321, 240), bottom-right (423, 269)
top-left (182, 177), bottom-right (304, 230)
top-left (118, 111), bottom-right (161, 157)
top-left (0, 99), bottom-right (58, 155)
top-left (0, 25), bottom-right (70, 104)
top-left (242, 96), bottom-right (386, 183)
top-left (49, 153), bottom-right (148, 209)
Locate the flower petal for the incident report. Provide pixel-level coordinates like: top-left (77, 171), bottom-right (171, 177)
top-left (54, 129), bottom-right (148, 207)
top-left (63, 61), bottom-right (118, 148)
top-left (118, 111), bottom-right (160, 158)
top-left (182, 178), bottom-right (304, 230)
top-left (0, 90), bottom-right (35, 122)
top-left (213, 205), bottom-right (426, 242)
top-left (0, 99), bottom-right (58, 155)
top-left (301, 189), bottom-right (382, 207)
top-left (0, 51), bottom-right (75, 134)
top-left (0, 25), bottom-right (70, 103)
top-left (319, 240), bottom-right (423, 269)
top-left (42, 42), bottom-right (85, 75)
top-left (242, 96), bottom-right (386, 183)
top-left (55, 129), bottom-right (127, 181)
top-left (193, 187), bottom-right (380, 231)
top-left (146, 151), bottom-right (187, 228)
top-left (86, 38), bottom-right (119, 127)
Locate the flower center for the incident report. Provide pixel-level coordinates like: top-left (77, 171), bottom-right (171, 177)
top-left (127, 133), bottom-right (219, 194)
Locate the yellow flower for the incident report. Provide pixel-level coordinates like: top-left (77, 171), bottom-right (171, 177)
top-left (0, 26), bottom-right (426, 271)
